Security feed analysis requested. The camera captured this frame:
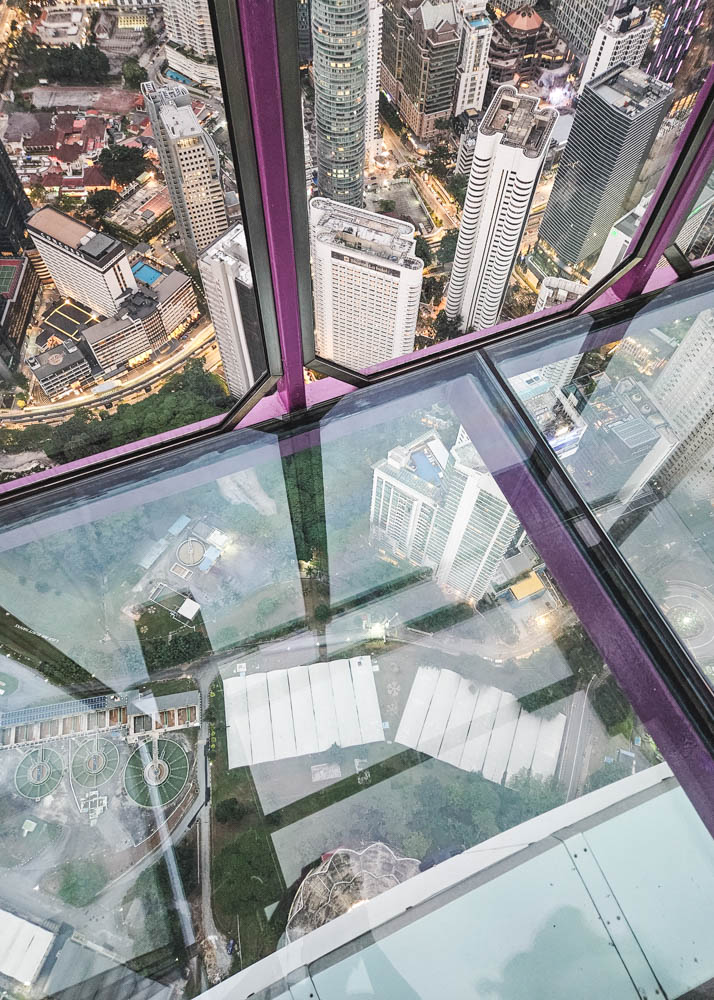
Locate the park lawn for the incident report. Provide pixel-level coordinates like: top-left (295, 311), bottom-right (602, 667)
top-left (0, 816), bottom-right (62, 867)
top-left (0, 671), bottom-right (19, 697)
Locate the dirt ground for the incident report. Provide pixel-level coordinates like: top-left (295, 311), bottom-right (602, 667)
top-left (29, 85), bottom-right (141, 112)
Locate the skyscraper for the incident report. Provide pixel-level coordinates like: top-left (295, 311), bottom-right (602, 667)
top-left (538, 65), bottom-right (671, 271)
top-left (27, 207), bottom-right (137, 317)
top-left (312, 0), bottom-right (369, 206)
top-left (309, 197), bottom-right (423, 369)
top-left (399, 1), bottom-right (460, 139)
top-left (142, 82), bottom-right (228, 260)
top-left (446, 87), bottom-right (557, 332)
top-left (0, 140), bottom-right (31, 255)
top-left (555, 0), bottom-right (618, 57)
top-left (370, 427), bottom-right (520, 600)
top-left (162, 0), bottom-right (220, 87)
top-left (453, 0), bottom-right (492, 115)
top-left (296, 0), bottom-right (313, 64)
top-left (365, 0), bottom-right (383, 162)
top-left (486, 7), bottom-right (567, 102)
top-left (380, 0), bottom-right (421, 98)
top-left (198, 224), bottom-right (265, 400)
top-left (579, 3), bottom-right (654, 93)
top-left (646, 0), bottom-right (705, 84)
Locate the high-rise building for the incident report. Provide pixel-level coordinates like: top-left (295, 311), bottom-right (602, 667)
top-left (162, 0), bottom-right (220, 87)
top-left (579, 3), bottom-right (654, 93)
top-left (555, 0), bottom-right (618, 58)
top-left (0, 257), bottom-right (39, 381)
top-left (142, 82), bottom-right (228, 259)
top-left (454, 108), bottom-right (480, 174)
top-left (0, 141), bottom-right (31, 255)
top-left (487, 7), bottom-right (567, 101)
top-left (198, 224), bottom-right (265, 400)
top-left (27, 207), bottom-right (137, 317)
top-left (309, 197), bottom-right (423, 369)
top-left (453, 0), bottom-right (492, 115)
top-left (380, 0), bottom-right (421, 98)
top-left (646, 0), bottom-right (705, 84)
top-left (446, 87), bottom-right (557, 332)
top-left (296, 0), bottom-right (313, 64)
top-left (312, 0), bottom-right (369, 206)
top-left (538, 65), bottom-right (671, 271)
top-left (370, 428), bottom-right (520, 600)
top-left (535, 275), bottom-right (584, 312)
top-left (399, 0), bottom-right (460, 139)
top-left (365, 0), bottom-right (383, 162)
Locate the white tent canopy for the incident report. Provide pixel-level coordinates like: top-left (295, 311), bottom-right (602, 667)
top-left (0, 909), bottom-right (55, 985)
top-left (395, 667), bottom-right (566, 783)
top-left (224, 656), bottom-right (384, 768)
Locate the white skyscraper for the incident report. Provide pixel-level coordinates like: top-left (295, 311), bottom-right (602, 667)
top-left (162, 0), bottom-right (220, 87)
top-left (142, 82), bottom-right (228, 260)
top-left (310, 197), bottom-right (423, 369)
top-left (370, 427), bottom-right (519, 600)
top-left (446, 87), bottom-right (557, 332)
top-left (453, 0), bottom-right (492, 116)
top-left (365, 0), bottom-right (383, 162)
top-left (27, 207), bottom-right (137, 318)
top-left (579, 4), bottom-right (654, 94)
top-left (199, 225), bottom-right (264, 400)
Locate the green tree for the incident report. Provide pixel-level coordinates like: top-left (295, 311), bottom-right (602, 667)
top-left (28, 183), bottom-right (47, 205)
top-left (58, 860), bottom-right (108, 906)
top-left (414, 234), bottom-right (433, 265)
top-left (445, 172), bottom-right (468, 207)
top-left (379, 92), bottom-right (406, 136)
top-left (584, 758), bottom-right (633, 794)
top-left (437, 229), bottom-right (459, 264)
top-left (377, 198), bottom-right (396, 212)
top-left (84, 188), bottom-right (120, 217)
top-left (431, 309), bottom-right (461, 341)
top-left (215, 797), bottom-right (249, 824)
top-left (143, 25), bottom-right (157, 46)
top-left (502, 772), bottom-right (566, 827)
top-left (314, 603), bottom-right (331, 623)
top-left (422, 275), bottom-right (446, 303)
top-left (46, 44), bottom-right (109, 84)
top-left (424, 144), bottom-right (451, 181)
top-left (122, 56), bottom-right (148, 88)
top-left (98, 145), bottom-right (151, 185)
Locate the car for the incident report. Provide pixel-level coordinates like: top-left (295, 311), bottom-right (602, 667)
top-left (227, 939), bottom-right (235, 955)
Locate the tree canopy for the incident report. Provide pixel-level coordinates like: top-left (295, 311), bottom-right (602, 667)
top-left (437, 229), bottom-right (459, 264)
top-left (122, 56), bottom-right (148, 89)
top-left (98, 144), bottom-right (151, 185)
top-left (84, 188), bottom-right (119, 217)
top-left (46, 44), bottom-right (109, 84)
top-left (414, 234), bottom-right (433, 265)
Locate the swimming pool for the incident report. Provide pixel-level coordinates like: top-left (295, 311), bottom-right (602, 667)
top-left (165, 69), bottom-right (196, 86)
top-left (132, 261), bottom-right (162, 285)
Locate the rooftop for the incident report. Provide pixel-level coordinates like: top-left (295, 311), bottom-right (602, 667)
top-left (481, 87), bottom-right (558, 157)
top-left (28, 207), bottom-right (125, 266)
top-left (590, 64), bottom-right (672, 113)
top-left (503, 6), bottom-right (544, 31)
top-left (310, 198), bottom-right (422, 269)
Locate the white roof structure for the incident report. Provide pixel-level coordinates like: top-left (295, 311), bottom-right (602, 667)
top-left (395, 667), bottom-right (566, 782)
top-left (177, 598), bottom-right (200, 620)
top-left (0, 909), bottom-right (55, 985)
top-left (223, 656), bottom-right (384, 768)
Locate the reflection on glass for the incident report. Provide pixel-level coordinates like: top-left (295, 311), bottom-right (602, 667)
top-left (674, 163), bottom-right (714, 262)
top-left (0, 363), bottom-right (705, 998)
top-left (300, 0), bottom-right (713, 373)
top-left (489, 278), bottom-right (714, 687)
top-left (0, 1), bottom-right (263, 484)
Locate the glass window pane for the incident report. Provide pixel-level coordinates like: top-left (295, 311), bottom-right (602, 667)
top-left (487, 270), bottom-right (714, 689)
top-left (0, 3), bottom-right (271, 488)
top-left (0, 343), bottom-right (709, 997)
top-left (290, 0), bottom-right (713, 376)
top-left (672, 159), bottom-right (714, 263)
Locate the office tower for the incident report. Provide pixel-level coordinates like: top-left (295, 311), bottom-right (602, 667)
top-left (446, 87), bottom-right (557, 332)
top-left (539, 65), bottom-right (671, 271)
top-left (487, 7), bottom-right (567, 101)
top-left (646, 0), bottom-right (705, 84)
top-left (0, 140), bottom-right (31, 255)
top-left (142, 82), bottom-right (228, 259)
top-left (199, 224), bottom-right (265, 399)
top-left (381, 0), bottom-right (421, 98)
top-left (312, 0), bottom-right (369, 206)
top-left (579, 3), bottom-right (654, 93)
top-left (297, 0), bottom-right (313, 64)
top-left (27, 207), bottom-right (137, 317)
top-left (453, 0), bottom-right (492, 115)
top-left (309, 197), bottom-right (423, 369)
top-left (555, 0), bottom-right (618, 57)
top-left (365, 0), bottom-right (383, 162)
top-left (370, 428), bottom-right (520, 600)
top-left (454, 108), bottom-right (479, 174)
top-left (399, 0), bottom-right (460, 139)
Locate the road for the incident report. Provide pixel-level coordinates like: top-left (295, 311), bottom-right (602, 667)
top-left (1, 322), bottom-right (217, 425)
top-left (557, 675), bottom-right (597, 800)
top-left (381, 125), bottom-right (459, 230)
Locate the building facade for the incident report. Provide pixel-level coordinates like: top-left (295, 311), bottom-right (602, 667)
top-left (399, 1), bottom-right (460, 139)
top-left (162, 0), bottom-right (215, 58)
top-left (199, 224), bottom-right (265, 399)
top-left (142, 82), bottom-right (228, 258)
top-left (453, 0), bottom-right (492, 115)
top-left (370, 428), bottom-right (520, 600)
top-left (0, 141), bottom-right (31, 255)
top-left (365, 0), bottom-right (384, 162)
top-left (27, 207), bottom-right (137, 317)
top-left (538, 65), bottom-right (671, 271)
top-left (380, 0), bottom-right (422, 98)
top-left (312, 0), bottom-right (369, 206)
top-left (555, 0), bottom-right (618, 58)
top-left (0, 257), bottom-right (39, 381)
top-left (579, 3), bottom-right (654, 94)
top-left (645, 0), bottom-right (705, 84)
top-left (310, 197), bottom-right (423, 369)
top-left (446, 87), bottom-right (557, 332)
top-left (486, 6), bottom-right (568, 101)
top-left (296, 0), bottom-right (312, 64)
